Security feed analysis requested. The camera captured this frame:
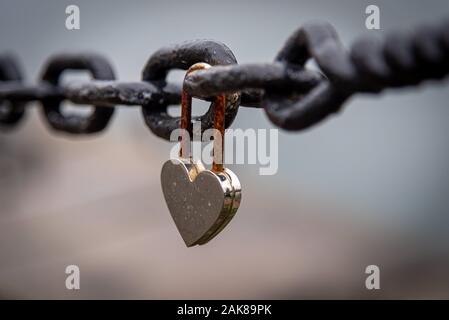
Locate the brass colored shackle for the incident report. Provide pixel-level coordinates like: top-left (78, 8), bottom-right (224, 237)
top-left (180, 62), bottom-right (225, 173)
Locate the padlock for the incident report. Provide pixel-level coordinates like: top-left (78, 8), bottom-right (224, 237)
top-left (160, 63), bottom-right (241, 247)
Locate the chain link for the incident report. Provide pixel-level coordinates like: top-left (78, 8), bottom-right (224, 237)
top-left (1, 18), bottom-right (448, 139)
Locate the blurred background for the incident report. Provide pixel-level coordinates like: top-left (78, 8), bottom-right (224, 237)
top-left (1, 0), bottom-right (449, 299)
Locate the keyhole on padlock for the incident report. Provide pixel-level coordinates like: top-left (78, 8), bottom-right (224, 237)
top-left (180, 63), bottom-right (225, 173)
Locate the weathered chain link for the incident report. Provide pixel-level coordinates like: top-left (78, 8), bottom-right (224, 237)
top-left (1, 18), bottom-right (448, 139)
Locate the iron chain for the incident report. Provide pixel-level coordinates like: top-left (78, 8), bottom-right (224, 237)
top-left (0, 18), bottom-right (448, 139)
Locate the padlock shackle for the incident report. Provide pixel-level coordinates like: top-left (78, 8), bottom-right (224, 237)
top-left (180, 63), bottom-right (225, 172)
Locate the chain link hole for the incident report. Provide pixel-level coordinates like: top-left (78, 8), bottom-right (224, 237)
top-left (60, 70), bottom-right (94, 116)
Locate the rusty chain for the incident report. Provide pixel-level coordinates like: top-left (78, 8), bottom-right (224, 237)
top-left (0, 18), bottom-right (448, 140)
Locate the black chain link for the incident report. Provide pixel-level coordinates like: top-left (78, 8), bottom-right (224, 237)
top-left (0, 18), bottom-right (448, 139)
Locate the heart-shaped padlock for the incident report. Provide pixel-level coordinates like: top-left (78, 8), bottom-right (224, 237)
top-left (161, 63), bottom-right (241, 247)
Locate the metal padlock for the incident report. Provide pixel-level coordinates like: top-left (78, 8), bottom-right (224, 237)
top-left (161, 63), bottom-right (242, 247)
